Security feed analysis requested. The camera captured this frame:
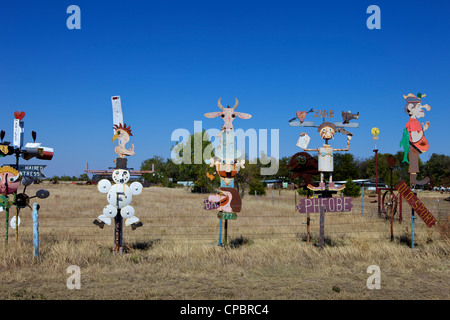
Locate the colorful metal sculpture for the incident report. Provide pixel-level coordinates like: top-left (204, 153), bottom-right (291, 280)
top-left (401, 93), bottom-right (431, 186)
top-left (289, 108), bottom-right (359, 194)
top-left (113, 123), bottom-right (135, 159)
top-left (92, 96), bottom-right (146, 254)
top-left (0, 112), bottom-right (52, 244)
top-left (203, 97), bottom-right (251, 245)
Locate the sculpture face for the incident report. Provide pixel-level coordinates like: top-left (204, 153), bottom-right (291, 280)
top-left (112, 169), bottom-right (130, 184)
top-left (319, 125), bottom-right (335, 140)
top-left (0, 167), bottom-right (20, 196)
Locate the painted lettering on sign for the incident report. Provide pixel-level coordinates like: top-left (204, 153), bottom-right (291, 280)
top-left (203, 199), bottom-right (220, 210)
top-left (297, 197), bottom-right (353, 213)
top-left (396, 181), bottom-right (437, 227)
top-left (314, 110), bottom-right (334, 118)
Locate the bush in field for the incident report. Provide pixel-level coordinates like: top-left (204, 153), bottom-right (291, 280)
top-left (343, 179), bottom-right (361, 197)
top-left (249, 181), bottom-right (266, 196)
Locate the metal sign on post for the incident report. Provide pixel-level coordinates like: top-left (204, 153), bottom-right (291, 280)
top-left (396, 181), bottom-right (437, 228)
top-left (5, 164), bottom-right (48, 179)
top-left (296, 197), bottom-right (353, 214)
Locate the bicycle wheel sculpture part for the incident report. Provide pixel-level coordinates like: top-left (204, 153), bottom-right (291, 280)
top-left (381, 190), bottom-right (398, 218)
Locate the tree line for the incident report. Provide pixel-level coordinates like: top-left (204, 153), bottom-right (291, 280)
top-left (139, 131), bottom-right (450, 192)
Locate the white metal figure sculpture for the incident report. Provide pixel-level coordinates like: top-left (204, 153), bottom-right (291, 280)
top-left (95, 169), bottom-right (143, 229)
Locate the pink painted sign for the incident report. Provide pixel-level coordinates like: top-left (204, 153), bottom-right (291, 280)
top-left (297, 197), bottom-right (353, 213)
top-left (203, 199), bottom-right (220, 210)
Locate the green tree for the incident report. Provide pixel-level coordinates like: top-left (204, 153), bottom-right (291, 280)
top-left (423, 153), bottom-right (450, 186)
top-left (333, 153), bottom-right (359, 181)
top-left (170, 130), bottom-right (215, 192)
top-left (343, 179), bottom-right (361, 197)
top-left (249, 180), bottom-right (266, 196)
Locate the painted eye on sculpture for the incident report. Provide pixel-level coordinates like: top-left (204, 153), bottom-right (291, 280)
top-left (232, 114), bottom-right (235, 118)
top-left (221, 114), bottom-right (225, 118)
top-left (117, 130), bottom-right (121, 135)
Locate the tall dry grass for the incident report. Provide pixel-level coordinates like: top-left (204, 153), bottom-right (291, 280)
top-left (0, 184), bottom-right (448, 300)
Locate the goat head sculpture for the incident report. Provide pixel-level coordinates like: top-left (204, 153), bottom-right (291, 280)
top-left (204, 98), bottom-right (252, 132)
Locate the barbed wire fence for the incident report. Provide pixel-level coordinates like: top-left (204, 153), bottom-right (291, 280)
top-left (8, 189), bottom-right (448, 249)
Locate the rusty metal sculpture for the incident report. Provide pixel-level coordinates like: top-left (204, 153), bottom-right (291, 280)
top-left (287, 152), bottom-right (319, 188)
top-left (203, 97), bottom-right (251, 245)
top-left (289, 108), bottom-right (359, 196)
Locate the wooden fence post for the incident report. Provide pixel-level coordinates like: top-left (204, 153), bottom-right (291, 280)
top-left (319, 206), bottom-right (325, 249)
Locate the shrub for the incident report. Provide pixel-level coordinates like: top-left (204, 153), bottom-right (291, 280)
top-left (249, 181), bottom-right (266, 196)
top-left (343, 179), bottom-right (361, 197)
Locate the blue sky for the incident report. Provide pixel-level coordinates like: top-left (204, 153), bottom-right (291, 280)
top-left (0, 0), bottom-right (449, 177)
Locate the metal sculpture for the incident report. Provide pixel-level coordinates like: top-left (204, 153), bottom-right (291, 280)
top-left (289, 110), bottom-right (359, 195)
top-left (400, 93), bottom-right (431, 186)
top-left (112, 123), bottom-right (135, 159)
top-left (287, 152), bottom-right (319, 188)
top-left (92, 96), bottom-right (148, 254)
top-left (0, 112), bottom-right (52, 245)
top-left (95, 169), bottom-right (143, 229)
top-left (294, 116), bottom-right (356, 192)
top-left (203, 97), bottom-right (251, 245)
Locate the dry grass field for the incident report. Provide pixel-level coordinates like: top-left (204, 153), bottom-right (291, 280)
top-left (0, 183), bottom-right (448, 300)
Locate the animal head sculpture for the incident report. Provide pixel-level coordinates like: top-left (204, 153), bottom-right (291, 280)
top-left (207, 187), bottom-right (242, 213)
top-left (112, 123), bottom-right (135, 158)
top-left (204, 98), bottom-right (252, 132)
top-left (0, 166), bottom-right (20, 196)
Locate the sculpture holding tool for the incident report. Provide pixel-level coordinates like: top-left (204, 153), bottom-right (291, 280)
top-left (292, 109), bottom-right (359, 192)
top-left (299, 122), bottom-right (352, 191)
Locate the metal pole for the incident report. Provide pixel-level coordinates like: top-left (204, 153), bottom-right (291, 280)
top-left (411, 192), bottom-right (417, 248)
top-left (295, 190), bottom-right (297, 210)
top-left (390, 201), bottom-right (394, 241)
top-left (32, 203), bottom-right (39, 258)
top-left (306, 212), bottom-right (310, 244)
top-left (218, 218), bottom-right (223, 246)
top-left (374, 149), bottom-right (380, 215)
top-left (224, 219), bottom-right (228, 246)
top-left (411, 208), bottom-right (416, 249)
top-left (255, 190), bottom-right (257, 200)
top-left (14, 151), bottom-right (19, 243)
top-left (5, 207), bottom-right (9, 246)
top-left (114, 210), bottom-right (123, 254)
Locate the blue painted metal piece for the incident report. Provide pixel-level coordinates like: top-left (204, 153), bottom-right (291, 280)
top-left (32, 203), bottom-right (39, 257)
top-left (218, 218), bottom-right (223, 246)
